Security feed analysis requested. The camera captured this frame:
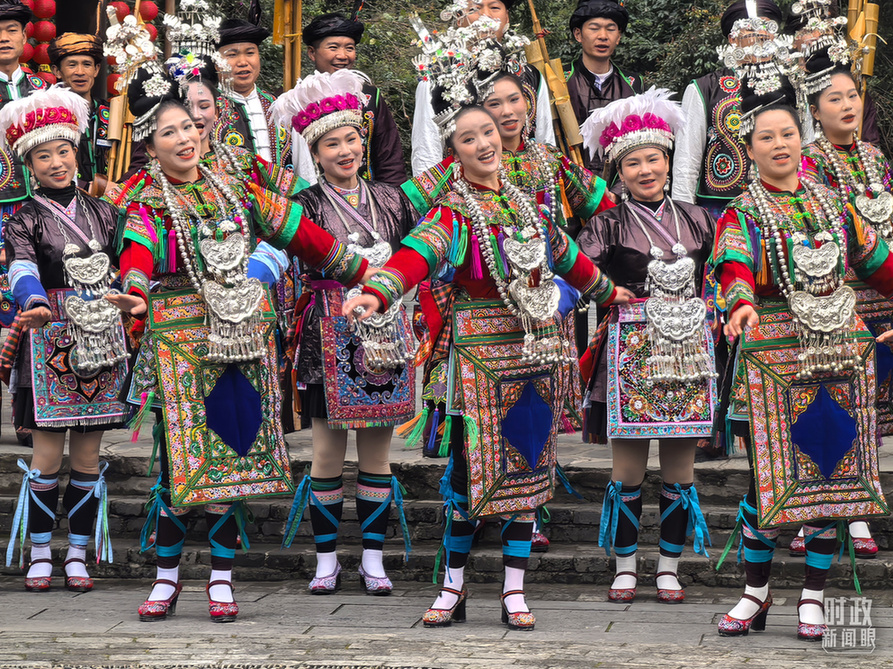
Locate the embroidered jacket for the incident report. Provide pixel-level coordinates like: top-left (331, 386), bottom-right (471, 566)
top-left (215, 88), bottom-right (292, 167)
top-left (75, 98), bottom-right (112, 190)
top-left (801, 141), bottom-right (893, 205)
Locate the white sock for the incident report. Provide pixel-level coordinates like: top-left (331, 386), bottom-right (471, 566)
top-left (503, 565), bottom-right (529, 613)
top-left (361, 549), bottom-right (386, 579)
top-left (849, 521), bottom-right (871, 540)
top-left (208, 569), bottom-right (234, 603)
top-left (27, 542), bottom-right (52, 579)
top-left (532, 519), bottom-right (541, 534)
top-left (656, 555), bottom-right (681, 590)
top-left (148, 566), bottom-right (179, 601)
top-left (727, 583), bottom-right (769, 620)
top-left (799, 588), bottom-right (825, 625)
top-left (315, 551), bottom-right (338, 578)
top-left (611, 554), bottom-right (637, 589)
top-left (64, 544), bottom-right (89, 579)
top-left (431, 566), bottom-right (465, 609)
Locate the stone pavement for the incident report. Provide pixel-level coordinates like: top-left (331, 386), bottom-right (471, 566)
top-left (0, 578), bottom-right (891, 668)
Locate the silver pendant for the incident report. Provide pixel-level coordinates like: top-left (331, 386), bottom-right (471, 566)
top-left (63, 292), bottom-right (128, 375)
top-left (644, 297), bottom-right (707, 342)
top-left (788, 284), bottom-right (856, 333)
top-left (203, 278), bottom-right (264, 326)
top-left (647, 256), bottom-right (696, 296)
top-left (508, 277), bottom-right (560, 322)
top-left (199, 233), bottom-right (247, 273)
top-left (63, 252), bottom-right (112, 289)
top-left (203, 278), bottom-right (265, 363)
top-left (855, 191), bottom-right (893, 227)
top-left (504, 236), bottom-right (546, 272)
top-left (347, 237), bottom-right (392, 268)
top-left (791, 240), bottom-right (840, 280)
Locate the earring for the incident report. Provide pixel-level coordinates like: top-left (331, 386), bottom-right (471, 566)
top-left (664, 174), bottom-right (671, 193)
top-left (747, 162), bottom-right (758, 182)
top-left (521, 117), bottom-right (531, 145)
top-left (620, 181), bottom-right (628, 201)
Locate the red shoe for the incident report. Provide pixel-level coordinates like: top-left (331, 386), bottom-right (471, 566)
top-left (501, 590), bottom-right (535, 631)
top-left (655, 571), bottom-right (684, 603)
top-left (718, 592), bottom-right (773, 636)
top-left (207, 580), bottom-right (239, 623)
top-left (608, 572), bottom-right (637, 602)
top-left (63, 558), bottom-right (94, 592)
top-left (853, 537), bottom-right (878, 559)
top-left (138, 579), bottom-right (182, 622)
top-left (24, 558), bottom-right (53, 592)
top-left (797, 598), bottom-right (827, 641)
top-left (789, 535), bottom-right (805, 557)
top-left (531, 530), bottom-right (550, 553)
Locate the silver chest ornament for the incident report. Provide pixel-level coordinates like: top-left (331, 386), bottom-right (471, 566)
top-left (197, 228), bottom-right (266, 363)
top-left (347, 232), bottom-right (415, 372)
top-left (855, 188), bottom-right (893, 238)
top-left (61, 241), bottom-right (128, 376)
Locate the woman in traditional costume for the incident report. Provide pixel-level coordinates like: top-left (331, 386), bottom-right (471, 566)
top-left (575, 88), bottom-right (718, 604)
top-left (341, 22), bottom-right (632, 630)
top-left (269, 69), bottom-right (416, 595)
top-left (711, 48), bottom-right (893, 638)
top-left (103, 25), bottom-right (369, 620)
top-left (792, 11), bottom-right (893, 559)
top-left (3, 86), bottom-right (126, 592)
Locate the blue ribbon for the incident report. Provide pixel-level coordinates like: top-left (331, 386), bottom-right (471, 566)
top-left (391, 476), bottom-right (412, 561)
top-left (676, 483), bottom-right (712, 558)
top-left (281, 474), bottom-right (312, 549)
top-left (70, 461), bottom-right (113, 564)
top-left (140, 479), bottom-right (186, 555)
top-left (6, 459), bottom-right (50, 568)
top-left (555, 463), bottom-right (584, 500)
top-left (598, 481), bottom-right (640, 557)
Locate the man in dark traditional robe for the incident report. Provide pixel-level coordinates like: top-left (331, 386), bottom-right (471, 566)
top-left (566, 0), bottom-right (642, 176)
top-left (295, 12), bottom-right (407, 186)
top-left (49, 33), bottom-right (111, 194)
top-left (215, 17), bottom-right (292, 167)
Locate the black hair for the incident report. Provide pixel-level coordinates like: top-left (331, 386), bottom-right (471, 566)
top-left (806, 66), bottom-right (858, 114)
top-left (145, 99), bottom-right (192, 147)
top-left (742, 103), bottom-right (801, 145)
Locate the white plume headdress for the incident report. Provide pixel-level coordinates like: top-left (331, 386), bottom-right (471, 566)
top-left (0, 84), bottom-right (90, 158)
top-left (581, 87), bottom-right (685, 165)
top-left (270, 69), bottom-right (369, 146)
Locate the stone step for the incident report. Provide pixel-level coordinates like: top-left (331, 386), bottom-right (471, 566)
top-left (3, 493), bottom-right (891, 555)
top-left (0, 537), bottom-right (887, 590)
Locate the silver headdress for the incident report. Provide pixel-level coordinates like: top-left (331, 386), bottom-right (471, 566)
top-left (410, 11), bottom-right (529, 139)
top-left (163, 0), bottom-right (233, 97)
top-left (792, 0), bottom-right (856, 97)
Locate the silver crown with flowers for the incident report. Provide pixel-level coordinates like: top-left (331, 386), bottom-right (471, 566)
top-left (410, 11), bottom-right (528, 139)
top-left (163, 0), bottom-right (233, 96)
top-left (792, 0), bottom-right (859, 96)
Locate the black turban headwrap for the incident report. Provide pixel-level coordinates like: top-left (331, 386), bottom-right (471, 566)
top-left (569, 0), bottom-right (629, 33)
top-left (0, 0), bottom-right (31, 28)
top-left (217, 19), bottom-right (271, 49)
top-left (303, 12), bottom-right (365, 46)
top-left (720, 0), bottom-right (784, 38)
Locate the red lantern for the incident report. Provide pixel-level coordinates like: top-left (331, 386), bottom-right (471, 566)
top-left (22, 0), bottom-right (34, 9)
top-left (110, 1), bottom-right (130, 22)
top-left (145, 23), bottom-right (157, 41)
top-left (19, 42), bottom-right (33, 63)
top-left (31, 20), bottom-right (55, 43)
top-left (107, 54), bottom-right (117, 67)
top-left (38, 71), bottom-right (56, 85)
top-left (32, 43), bottom-right (49, 65)
top-left (139, 1), bottom-right (159, 22)
top-left (107, 73), bottom-right (121, 96)
top-left (24, 21), bottom-right (32, 38)
top-left (31, 0), bottom-right (55, 19)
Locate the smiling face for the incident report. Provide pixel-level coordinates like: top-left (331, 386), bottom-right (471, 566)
top-left (746, 108), bottom-right (802, 185)
top-left (574, 17), bottom-right (622, 62)
top-left (185, 80), bottom-right (218, 144)
top-left (307, 36), bottom-right (357, 73)
top-left (312, 125), bottom-right (363, 186)
top-left (483, 77), bottom-right (528, 147)
top-left (450, 108), bottom-right (502, 184)
top-left (26, 139), bottom-right (78, 189)
top-left (219, 42), bottom-right (261, 95)
top-left (146, 104), bottom-right (202, 182)
top-left (52, 55), bottom-right (100, 98)
top-left (811, 72), bottom-right (862, 143)
top-left (618, 147), bottom-right (670, 202)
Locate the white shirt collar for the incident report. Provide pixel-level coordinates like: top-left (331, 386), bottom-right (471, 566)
top-left (0, 68), bottom-right (24, 84)
top-left (231, 86), bottom-right (259, 103)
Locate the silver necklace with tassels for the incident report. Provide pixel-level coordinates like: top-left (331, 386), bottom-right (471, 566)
top-left (40, 192), bottom-right (128, 375)
top-left (626, 198), bottom-right (716, 384)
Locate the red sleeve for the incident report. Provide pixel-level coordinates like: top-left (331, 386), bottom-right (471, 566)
top-left (362, 246), bottom-right (431, 312)
top-left (718, 260), bottom-right (757, 313)
top-left (119, 241), bottom-right (154, 303)
top-left (283, 214), bottom-right (369, 288)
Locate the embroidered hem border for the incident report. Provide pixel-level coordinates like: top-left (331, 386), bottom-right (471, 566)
top-left (452, 300), bottom-right (558, 518)
top-left (606, 301), bottom-right (716, 439)
top-left (741, 304), bottom-right (888, 528)
top-left (149, 288), bottom-right (294, 507)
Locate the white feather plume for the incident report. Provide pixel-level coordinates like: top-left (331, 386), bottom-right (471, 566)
top-left (580, 86), bottom-right (685, 160)
top-left (270, 69), bottom-right (369, 131)
top-left (0, 84), bottom-right (91, 153)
